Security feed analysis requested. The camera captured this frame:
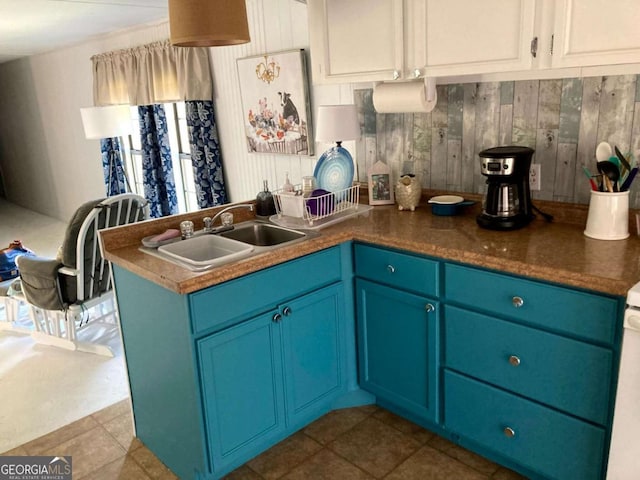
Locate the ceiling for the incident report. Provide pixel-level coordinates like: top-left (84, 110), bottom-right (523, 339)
top-left (0, 0), bottom-right (169, 64)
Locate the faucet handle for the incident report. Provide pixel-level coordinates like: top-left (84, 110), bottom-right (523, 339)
top-left (203, 216), bottom-right (213, 233)
top-left (220, 212), bottom-right (234, 226)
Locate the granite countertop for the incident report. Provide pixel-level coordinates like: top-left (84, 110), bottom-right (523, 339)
top-left (100, 197), bottom-right (640, 297)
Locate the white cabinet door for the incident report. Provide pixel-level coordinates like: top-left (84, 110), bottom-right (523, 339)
top-left (308, 0), bottom-right (404, 84)
top-left (552, 0), bottom-right (640, 68)
top-left (420, 0), bottom-right (538, 76)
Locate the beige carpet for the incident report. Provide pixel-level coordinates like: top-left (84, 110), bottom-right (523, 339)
top-left (0, 198), bottom-right (129, 453)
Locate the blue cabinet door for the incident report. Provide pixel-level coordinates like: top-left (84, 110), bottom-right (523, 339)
top-left (356, 278), bottom-right (439, 423)
top-left (198, 311), bottom-right (286, 473)
top-left (281, 283), bottom-right (345, 427)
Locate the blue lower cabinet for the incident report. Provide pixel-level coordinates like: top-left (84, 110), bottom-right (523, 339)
top-left (444, 370), bottom-right (606, 480)
top-left (281, 284), bottom-right (345, 426)
top-left (356, 278), bottom-right (438, 424)
top-left (198, 283), bottom-right (346, 477)
top-left (198, 312), bottom-right (286, 474)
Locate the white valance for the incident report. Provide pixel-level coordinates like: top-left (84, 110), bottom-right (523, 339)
top-left (91, 40), bottom-right (213, 106)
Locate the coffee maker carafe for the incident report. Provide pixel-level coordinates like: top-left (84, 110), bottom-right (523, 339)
top-left (477, 146), bottom-right (535, 231)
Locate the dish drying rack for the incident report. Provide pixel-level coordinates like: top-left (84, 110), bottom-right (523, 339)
top-left (271, 184), bottom-right (368, 229)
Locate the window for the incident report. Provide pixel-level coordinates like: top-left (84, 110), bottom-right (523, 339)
top-left (122, 102), bottom-right (199, 214)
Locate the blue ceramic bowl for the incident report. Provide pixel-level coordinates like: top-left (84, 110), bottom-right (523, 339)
top-left (428, 195), bottom-right (475, 216)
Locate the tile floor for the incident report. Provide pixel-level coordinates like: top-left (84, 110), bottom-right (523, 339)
top-left (1, 400), bottom-right (528, 480)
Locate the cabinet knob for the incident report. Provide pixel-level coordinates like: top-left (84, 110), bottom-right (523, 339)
top-left (508, 355), bottom-right (521, 367)
top-left (392, 70), bottom-right (400, 80)
top-left (272, 313), bottom-right (282, 323)
top-left (503, 427), bottom-right (516, 438)
top-left (413, 68), bottom-right (421, 78)
top-left (283, 306), bottom-right (292, 316)
top-left (512, 296), bottom-right (524, 308)
top-left (387, 264), bottom-right (395, 274)
top-left (425, 303), bottom-right (435, 313)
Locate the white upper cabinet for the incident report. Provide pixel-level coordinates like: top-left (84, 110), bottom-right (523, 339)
top-left (551, 0), bottom-right (640, 68)
top-left (307, 0), bottom-right (404, 84)
top-left (416, 0), bottom-right (538, 76)
top-left (308, 0), bottom-right (640, 84)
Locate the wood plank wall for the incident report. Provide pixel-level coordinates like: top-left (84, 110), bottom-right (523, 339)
top-left (354, 75), bottom-right (640, 208)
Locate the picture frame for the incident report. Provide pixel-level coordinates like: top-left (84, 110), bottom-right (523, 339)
top-left (368, 160), bottom-right (395, 205)
top-left (237, 49), bottom-right (313, 156)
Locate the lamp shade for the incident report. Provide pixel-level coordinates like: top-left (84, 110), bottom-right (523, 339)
top-left (169, 0), bottom-right (251, 47)
top-left (315, 105), bottom-right (360, 143)
top-left (80, 105), bottom-right (132, 139)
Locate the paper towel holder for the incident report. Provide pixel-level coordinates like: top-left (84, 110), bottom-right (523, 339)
top-left (424, 76), bottom-right (436, 103)
top-left (372, 76), bottom-right (438, 113)
top-left (374, 76), bottom-right (437, 102)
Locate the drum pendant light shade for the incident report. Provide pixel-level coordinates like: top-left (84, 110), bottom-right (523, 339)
top-left (169, 0), bottom-right (251, 47)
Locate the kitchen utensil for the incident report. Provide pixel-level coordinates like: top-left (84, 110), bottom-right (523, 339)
top-left (306, 189), bottom-right (335, 216)
top-left (596, 142), bottom-right (612, 162)
top-left (301, 176), bottom-right (316, 197)
top-left (582, 165), bottom-right (598, 191)
top-left (621, 167), bottom-right (638, 191)
top-left (428, 195), bottom-right (475, 216)
top-left (615, 146), bottom-right (632, 173)
top-left (313, 148), bottom-right (354, 192)
top-left (597, 160), bottom-right (620, 192)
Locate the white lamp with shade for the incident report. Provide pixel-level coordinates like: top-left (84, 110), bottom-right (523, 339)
top-left (80, 105), bottom-right (133, 194)
top-left (314, 105), bottom-right (360, 192)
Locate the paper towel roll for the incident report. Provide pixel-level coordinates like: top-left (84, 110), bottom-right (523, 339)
top-left (373, 80), bottom-right (437, 113)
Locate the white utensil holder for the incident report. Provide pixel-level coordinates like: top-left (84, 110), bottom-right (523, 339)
top-left (584, 190), bottom-right (629, 240)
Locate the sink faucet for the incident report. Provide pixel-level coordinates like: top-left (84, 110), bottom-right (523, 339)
top-left (208, 204), bottom-right (254, 229)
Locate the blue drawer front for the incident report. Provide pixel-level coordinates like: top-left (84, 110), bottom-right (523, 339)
top-left (444, 263), bottom-right (619, 345)
top-left (354, 243), bottom-right (440, 297)
top-left (445, 305), bottom-right (613, 425)
top-left (445, 371), bottom-right (606, 480)
top-left (190, 247), bottom-right (342, 335)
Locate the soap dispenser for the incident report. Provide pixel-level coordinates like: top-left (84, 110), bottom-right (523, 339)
top-left (282, 172), bottom-right (294, 193)
top-left (255, 180), bottom-right (276, 217)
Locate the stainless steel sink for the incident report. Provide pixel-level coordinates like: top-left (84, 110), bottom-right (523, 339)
top-left (219, 221), bottom-right (307, 246)
top-left (145, 220), bottom-right (312, 271)
top-left (157, 234), bottom-right (254, 270)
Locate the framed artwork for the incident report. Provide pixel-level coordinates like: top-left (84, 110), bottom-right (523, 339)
top-left (237, 49), bottom-right (313, 156)
top-left (368, 160), bottom-right (395, 205)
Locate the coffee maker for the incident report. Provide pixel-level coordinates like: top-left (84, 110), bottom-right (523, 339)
top-left (477, 146), bottom-right (535, 231)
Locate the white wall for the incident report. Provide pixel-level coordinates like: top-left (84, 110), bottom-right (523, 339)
top-left (209, 0), bottom-right (356, 202)
top-left (0, 22), bottom-right (171, 220)
top-left (0, 0), bottom-right (353, 221)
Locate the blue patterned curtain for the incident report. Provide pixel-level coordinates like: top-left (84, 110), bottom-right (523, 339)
top-left (186, 100), bottom-right (228, 208)
top-left (99, 137), bottom-right (127, 196)
top-left (138, 104), bottom-right (178, 218)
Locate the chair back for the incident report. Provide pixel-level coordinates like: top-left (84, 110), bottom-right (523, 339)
top-left (64, 194), bottom-right (147, 302)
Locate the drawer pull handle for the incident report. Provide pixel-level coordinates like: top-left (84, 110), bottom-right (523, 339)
top-left (283, 306), bottom-right (292, 316)
top-left (512, 296), bottom-right (524, 308)
top-left (509, 355), bottom-right (521, 367)
top-left (272, 313), bottom-right (282, 323)
top-left (387, 265), bottom-right (395, 274)
top-left (425, 303), bottom-right (435, 313)
top-left (503, 427), bottom-right (516, 438)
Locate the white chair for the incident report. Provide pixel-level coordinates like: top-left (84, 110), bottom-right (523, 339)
top-left (16, 193), bottom-right (147, 356)
top-left (0, 279), bottom-right (31, 333)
